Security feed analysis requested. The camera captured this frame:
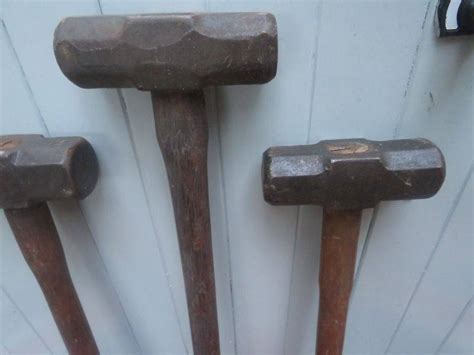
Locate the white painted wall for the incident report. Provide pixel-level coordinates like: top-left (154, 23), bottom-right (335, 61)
top-left (1, 0), bottom-right (472, 354)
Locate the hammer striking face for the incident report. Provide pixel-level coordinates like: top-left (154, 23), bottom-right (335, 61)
top-left (54, 13), bottom-right (278, 91)
top-left (263, 138), bottom-right (446, 210)
top-left (0, 135), bottom-right (99, 209)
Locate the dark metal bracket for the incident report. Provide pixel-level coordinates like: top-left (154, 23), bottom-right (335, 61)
top-left (437, 0), bottom-right (474, 37)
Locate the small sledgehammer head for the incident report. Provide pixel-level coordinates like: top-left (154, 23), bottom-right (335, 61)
top-left (54, 13), bottom-right (278, 91)
top-left (0, 135), bottom-right (99, 209)
top-left (262, 139), bottom-right (446, 210)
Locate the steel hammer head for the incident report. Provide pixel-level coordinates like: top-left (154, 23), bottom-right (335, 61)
top-left (0, 135), bottom-right (99, 209)
top-left (54, 13), bottom-right (278, 91)
top-left (262, 139), bottom-right (446, 210)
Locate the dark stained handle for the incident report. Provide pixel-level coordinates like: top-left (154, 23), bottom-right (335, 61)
top-left (152, 90), bottom-right (220, 355)
top-left (316, 209), bottom-right (362, 355)
top-left (5, 203), bottom-right (99, 355)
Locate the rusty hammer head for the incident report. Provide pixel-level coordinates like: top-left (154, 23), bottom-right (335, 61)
top-left (53, 13), bottom-right (277, 91)
top-left (0, 135), bottom-right (99, 209)
top-left (262, 139), bottom-right (446, 210)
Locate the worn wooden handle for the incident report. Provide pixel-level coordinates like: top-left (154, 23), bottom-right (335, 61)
top-left (5, 203), bottom-right (99, 355)
top-left (152, 90), bottom-right (220, 355)
top-left (316, 208), bottom-right (362, 355)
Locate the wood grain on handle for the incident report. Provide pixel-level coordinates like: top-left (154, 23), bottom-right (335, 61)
top-left (5, 203), bottom-right (99, 355)
top-left (152, 90), bottom-right (220, 355)
top-left (316, 209), bottom-right (362, 355)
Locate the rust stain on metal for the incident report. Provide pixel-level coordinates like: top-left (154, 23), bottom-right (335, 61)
top-left (0, 139), bottom-right (17, 149)
top-left (327, 142), bottom-right (369, 154)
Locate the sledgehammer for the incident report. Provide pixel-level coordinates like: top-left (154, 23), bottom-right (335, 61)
top-left (54, 13), bottom-right (278, 354)
top-left (0, 134), bottom-right (99, 354)
top-left (262, 138), bottom-right (445, 355)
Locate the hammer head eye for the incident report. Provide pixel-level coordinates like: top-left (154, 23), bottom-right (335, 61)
top-left (262, 139), bottom-right (446, 210)
top-left (0, 135), bottom-right (99, 209)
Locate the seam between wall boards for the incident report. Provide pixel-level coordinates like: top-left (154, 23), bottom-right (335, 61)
top-left (77, 204), bottom-right (143, 354)
top-left (435, 295), bottom-right (474, 353)
top-left (1, 343), bottom-right (12, 354)
top-left (2, 15), bottom-right (142, 354)
top-left (214, 86), bottom-right (238, 355)
top-left (1, 20), bottom-right (49, 136)
top-left (1, 287), bottom-right (53, 353)
top-left (392, 0), bottom-right (432, 139)
top-left (382, 0), bottom-right (453, 351)
top-left (385, 165), bottom-right (474, 353)
top-left (116, 88), bottom-right (187, 354)
top-left (1, 21), bottom-right (53, 353)
top-left (351, 0), bottom-right (432, 310)
top-left (206, 1), bottom-right (238, 354)
top-left (96, 1), bottom-right (188, 352)
top-left (283, 1), bottom-right (324, 353)
top-left (349, 205), bottom-right (379, 308)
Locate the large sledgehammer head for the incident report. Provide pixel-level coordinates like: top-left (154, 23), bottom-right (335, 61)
top-left (0, 135), bottom-right (99, 209)
top-left (262, 138), bottom-right (446, 210)
top-left (54, 13), bottom-right (278, 91)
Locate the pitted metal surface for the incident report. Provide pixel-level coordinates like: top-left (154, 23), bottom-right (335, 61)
top-left (262, 138), bottom-right (446, 210)
top-left (54, 13), bottom-right (278, 91)
top-left (0, 135), bottom-right (99, 209)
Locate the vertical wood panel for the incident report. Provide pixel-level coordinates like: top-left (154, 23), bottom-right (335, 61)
top-left (49, 200), bottom-right (139, 353)
top-left (345, 1), bottom-right (474, 352)
top-left (388, 171), bottom-right (473, 352)
top-left (1, 8), bottom-right (138, 353)
top-left (287, 0), bottom-right (430, 353)
top-left (308, 0), bottom-right (430, 142)
top-left (1, 20), bottom-right (65, 351)
top-left (210, 1), bottom-right (320, 353)
top-left (0, 21), bottom-right (44, 135)
top-left (2, 0), bottom-right (185, 352)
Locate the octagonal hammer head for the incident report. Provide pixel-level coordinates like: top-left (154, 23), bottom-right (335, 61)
top-left (54, 13), bottom-right (278, 91)
top-left (262, 139), bottom-right (446, 210)
top-left (0, 135), bottom-right (99, 209)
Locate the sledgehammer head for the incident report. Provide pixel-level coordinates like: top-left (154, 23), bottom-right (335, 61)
top-left (262, 139), bottom-right (446, 210)
top-left (54, 13), bottom-right (278, 91)
top-left (0, 135), bottom-right (99, 209)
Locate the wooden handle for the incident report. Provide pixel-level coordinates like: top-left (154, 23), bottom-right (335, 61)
top-left (5, 203), bottom-right (99, 355)
top-left (152, 90), bottom-right (220, 355)
top-left (316, 209), bottom-right (362, 355)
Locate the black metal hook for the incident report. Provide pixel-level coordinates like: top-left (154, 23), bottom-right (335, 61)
top-left (438, 0), bottom-right (474, 37)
